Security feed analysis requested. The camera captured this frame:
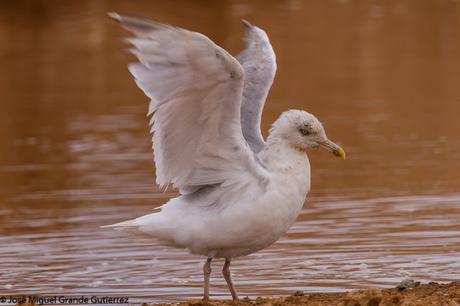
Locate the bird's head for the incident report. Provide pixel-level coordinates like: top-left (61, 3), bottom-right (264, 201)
top-left (268, 110), bottom-right (346, 159)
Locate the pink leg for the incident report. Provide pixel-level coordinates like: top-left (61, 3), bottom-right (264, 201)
top-left (203, 257), bottom-right (212, 301)
top-left (222, 258), bottom-right (239, 301)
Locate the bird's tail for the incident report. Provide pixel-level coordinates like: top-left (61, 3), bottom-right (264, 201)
top-left (101, 217), bottom-right (156, 237)
top-left (100, 206), bottom-right (165, 238)
top-left (100, 219), bottom-right (137, 229)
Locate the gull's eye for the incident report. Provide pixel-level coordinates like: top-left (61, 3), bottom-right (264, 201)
top-left (299, 127), bottom-right (311, 136)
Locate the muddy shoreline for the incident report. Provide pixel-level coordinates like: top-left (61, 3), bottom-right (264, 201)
top-left (151, 281), bottom-right (459, 306)
top-left (14, 281), bottom-right (459, 306)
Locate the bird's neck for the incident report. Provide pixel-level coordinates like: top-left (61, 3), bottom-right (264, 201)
top-left (259, 136), bottom-right (310, 173)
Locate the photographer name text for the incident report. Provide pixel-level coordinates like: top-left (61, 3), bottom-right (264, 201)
top-left (0, 295), bottom-right (129, 305)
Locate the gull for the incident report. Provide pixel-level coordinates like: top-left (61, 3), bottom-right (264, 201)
top-left (104, 13), bottom-right (345, 301)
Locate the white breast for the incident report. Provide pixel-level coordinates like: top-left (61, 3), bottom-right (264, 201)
top-left (256, 142), bottom-right (311, 240)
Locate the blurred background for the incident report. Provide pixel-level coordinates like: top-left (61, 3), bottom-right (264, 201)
top-left (0, 0), bottom-right (459, 302)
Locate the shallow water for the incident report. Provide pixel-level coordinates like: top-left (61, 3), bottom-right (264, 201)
top-left (1, 0), bottom-right (460, 303)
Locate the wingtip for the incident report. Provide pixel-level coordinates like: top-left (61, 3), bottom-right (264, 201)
top-left (241, 19), bottom-right (253, 29)
top-left (107, 11), bottom-right (121, 22)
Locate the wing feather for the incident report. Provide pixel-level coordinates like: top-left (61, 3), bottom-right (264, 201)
top-left (237, 21), bottom-right (277, 153)
top-left (109, 13), bottom-right (268, 193)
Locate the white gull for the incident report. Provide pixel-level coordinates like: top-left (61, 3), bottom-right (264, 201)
top-left (104, 12), bottom-right (346, 301)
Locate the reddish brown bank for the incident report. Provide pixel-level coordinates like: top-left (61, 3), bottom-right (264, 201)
top-left (152, 282), bottom-right (459, 306)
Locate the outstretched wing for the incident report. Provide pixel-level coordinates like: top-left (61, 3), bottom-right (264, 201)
top-left (237, 21), bottom-right (277, 153)
top-left (109, 13), bottom-right (268, 193)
